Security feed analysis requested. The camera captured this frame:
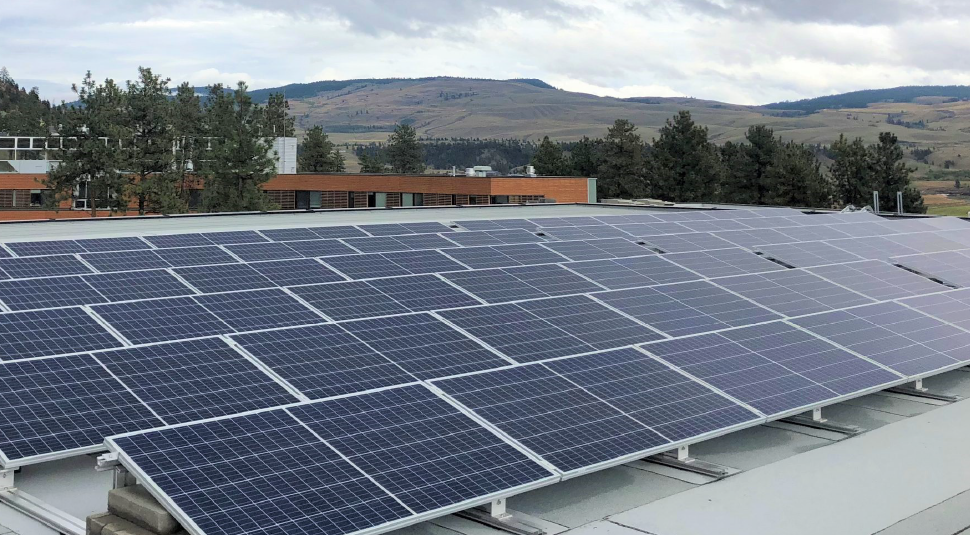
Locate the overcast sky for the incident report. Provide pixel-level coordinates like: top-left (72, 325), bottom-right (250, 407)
top-left (4, 0), bottom-right (970, 105)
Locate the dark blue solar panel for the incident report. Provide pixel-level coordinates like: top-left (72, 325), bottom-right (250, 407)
top-left (500, 264), bottom-right (602, 297)
top-left (281, 239), bottom-right (357, 258)
top-left (357, 223), bottom-right (412, 236)
top-left (76, 237), bottom-right (152, 252)
top-left (153, 246), bottom-right (238, 268)
top-left (194, 289), bottom-right (323, 331)
top-left (777, 225), bottom-right (852, 242)
top-left (342, 236), bottom-right (415, 253)
top-left (80, 250), bottom-right (170, 273)
top-left (614, 222), bottom-right (691, 237)
top-left (289, 385), bottom-right (555, 513)
top-left (84, 270), bottom-right (196, 302)
top-left (808, 260), bottom-right (945, 300)
top-left (342, 314), bottom-right (509, 379)
top-left (663, 248), bottom-right (787, 278)
top-left (713, 229), bottom-right (793, 248)
top-left (403, 221), bottom-right (455, 234)
top-left (258, 227), bottom-right (319, 241)
top-left (0, 308), bottom-right (122, 360)
top-left (712, 270), bottom-right (874, 317)
top-left (0, 354), bottom-right (161, 463)
top-left (445, 229), bottom-right (544, 247)
top-left (0, 247), bottom-right (10, 259)
top-left (564, 256), bottom-right (699, 290)
top-left (323, 254), bottom-right (412, 280)
top-left (394, 233), bottom-right (458, 250)
top-left (456, 219), bottom-right (537, 231)
top-left (108, 410), bottom-right (413, 535)
top-left (290, 281), bottom-right (410, 321)
top-left (545, 348), bottom-right (761, 441)
top-left (231, 324), bottom-right (416, 398)
top-left (517, 295), bottom-right (664, 349)
top-left (901, 289), bottom-right (970, 331)
top-left (143, 234), bottom-right (213, 248)
top-left (595, 281), bottom-right (781, 337)
top-left (4, 240), bottom-right (84, 257)
top-left (309, 226), bottom-right (369, 239)
top-left (173, 264), bottom-right (276, 293)
top-left (643, 322), bottom-right (899, 416)
top-left (380, 250), bottom-right (467, 275)
top-left (539, 225), bottom-right (633, 241)
top-left (366, 274), bottom-right (481, 312)
top-left (0, 255), bottom-right (93, 279)
top-left (248, 259), bottom-right (345, 287)
top-left (540, 238), bottom-right (652, 261)
top-left (442, 244), bottom-right (567, 269)
top-left (201, 231), bottom-right (268, 245)
top-left (95, 338), bottom-right (297, 424)
top-left (434, 365), bottom-right (670, 473)
top-left (640, 233), bottom-right (737, 254)
top-left (0, 276), bottom-right (106, 311)
top-left (442, 264), bottom-right (600, 303)
top-left (890, 251), bottom-right (970, 287)
top-left (755, 242), bottom-right (864, 268)
top-left (678, 219), bottom-right (752, 232)
top-left (223, 242), bottom-right (303, 262)
top-left (91, 297), bottom-right (230, 345)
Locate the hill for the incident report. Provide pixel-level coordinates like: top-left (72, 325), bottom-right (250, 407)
top-left (765, 85), bottom-right (970, 114)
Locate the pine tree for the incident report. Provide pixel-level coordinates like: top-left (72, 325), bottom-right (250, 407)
top-left (830, 134), bottom-right (872, 208)
top-left (646, 111), bottom-right (722, 202)
top-left (764, 141), bottom-right (833, 208)
top-left (569, 136), bottom-right (600, 177)
top-left (259, 93), bottom-right (295, 137)
top-left (597, 119), bottom-right (647, 199)
top-left (126, 67), bottom-right (182, 214)
top-left (386, 124), bottom-right (425, 173)
top-left (170, 82), bottom-right (203, 208)
top-left (743, 125), bottom-right (778, 204)
top-left (869, 132), bottom-right (925, 214)
top-left (298, 126), bottom-right (344, 172)
top-left (530, 136), bottom-right (570, 175)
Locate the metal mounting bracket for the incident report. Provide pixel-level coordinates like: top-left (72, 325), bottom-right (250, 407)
top-left (886, 379), bottom-right (960, 403)
top-left (780, 407), bottom-right (863, 435)
top-left (645, 445), bottom-right (733, 480)
top-left (0, 469), bottom-right (14, 490)
top-left (454, 499), bottom-right (545, 535)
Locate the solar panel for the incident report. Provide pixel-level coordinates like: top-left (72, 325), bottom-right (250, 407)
top-left (755, 242), bottom-right (864, 268)
top-left (290, 281), bottom-right (410, 321)
top-left (712, 269), bottom-right (874, 318)
top-left (84, 270), bottom-right (196, 302)
top-left (193, 289), bottom-right (323, 331)
top-left (824, 236), bottom-right (920, 260)
top-left (258, 227), bottom-right (319, 241)
top-left (530, 217), bottom-right (601, 227)
top-left (883, 219), bottom-right (939, 233)
top-left (280, 239), bottom-right (357, 258)
top-left (76, 237), bottom-right (152, 252)
top-left (366, 274), bottom-right (481, 312)
top-left (643, 322), bottom-right (900, 416)
top-left (95, 338), bottom-right (297, 424)
top-left (153, 246), bottom-right (238, 268)
top-left (900, 289), bottom-right (970, 331)
top-left (544, 348), bottom-right (761, 441)
top-left (107, 410), bottom-right (413, 535)
top-left (891, 251), bottom-right (970, 287)
top-left (0, 308), bottom-right (122, 360)
top-left (402, 221), bottom-right (455, 234)
top-left (792, 302), bottom-right (970, 376)
top-left (539, 225), bottom-right (632, 240)
top-left (248, 259), bottom-right (345, 287)
top-left (677, 219), bottom-right (752, 232)
top-left (289, 385), bottom-right (555, 513)
top-left (434, 364), bottom-right (670, 473)
top-left (823, 221), bottom-right (898, 238)
top-left (0, 247), bottom-right (10, 259)
top-left (439, 295), bottom-right (663, 363)
top-left (594, 281), bottom-right (780, 337)
top-left (356, 223), bottom-right (411, 236)
top-left (935, 229), bottom-right (970, 248)
top-left (0, 255), bottom-right (93, 279)
top-left (541, 238), bottom-right (652, 261)
top-left (342, 313), bottom-right (509, 379)
top-left (201, 230), bottom-right (269, 245)
top-left (0, 276), bottom-right (106, 311)
top-left (593, 214), bottom-right (661, 225)
top-left (442, 265), bottom-right (600, 303)
top-left (395, 233), bottom-right (459, 250)
top-left (143, 234), bottom-right (212, 248)
top-left (456, 218), bottom-right (536, 231)
top-left (640, 233), bottom-right (737, 254)
top-left (733, 216), bottom-right (805, 230)
top-left (563, 256), bottom-right (700, 290)
top-left (663, 248), bottom-right (787, 278)
top-left (173, 264), bottom-right (276, 293)
top-left (309, 225), bottom-right (370, 239)
top-left (651, 211), bottom-right (714, 222)
top-left (322, 254), bottom-right (413, 280)
top-left (380, 250), bottom-right (468, 275)
top-left (91, 297), bottom-right (231, 345)
top-left (614, 222), bottom-right (691, 237)
top-left (776, 225), bottom-right (853, 242)
top-left (80, 250), bottom-right (170, 273)
top-left (0, 354), bottom-right (161, 465)
top-left (886, 232), bottom-right (966, 253)
top-left (223, 242), bottom-right (303, 262)
top-left (445, 229), bottom-right (545, 247)
top-left (231, 324), bottom-right (415, 398)
top-left (712, 229), bottom-right (794, 248)
top-left (343, 234), bottom-right (456, 253)
top-left (920, 218), bottom-right (970, 231)
top-left (4, 240), bottom-right (84, 257)
top-left (808, 260), bottom-right (946, 300)
top-left (442, 244), bottom-right (567, 269)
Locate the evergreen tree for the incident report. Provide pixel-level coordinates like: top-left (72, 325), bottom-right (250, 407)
top-left (869, 132), bottom-right (925, 213)
top-left (568, 136), bottom-right (600, 177)
top-left (298, 126), bottom-right (344, 172)
top-left (386, 124), bottom-right (425, 173)
top-left (743, 125), bottom-right (778, 204)
top-left (358, 152), bottom-right (387, 173)
top-left (259, 93), bottom-right (295, 137)
top-left (830, 134), bottom-right (872, 208)
top-left (170, 82), bottom-right (203, 207)
top-left (647, 111), bottom-right (722, 202)
top-left (0, 67), bottom-right (56, 136)
top-left (43, 72), bottom-right (130, 217)
top-left (597, 119), bottom-right (647, 199)
top-left (126, 67), bottom-right (182, 214)
top-left (530, 136), bottom-right (570, 175)
top-left (199, 82), bottom-right (278, 212)
top-left (764, 141), bottom-right (833, 208)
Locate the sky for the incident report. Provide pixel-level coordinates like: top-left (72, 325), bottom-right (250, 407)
top-left (4, 0), bottom-right (970, 105)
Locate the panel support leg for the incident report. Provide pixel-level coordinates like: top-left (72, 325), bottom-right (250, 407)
top-left (490, 498), bottom-right (509, 520)
top-left (780, 408), bottom-right (863, 435)
top-left (645, 445), bottom-right (732, 479)
top-left (886, 380), bottom-right (960, 402)
top-left (0, 469), bottom-right (14, 491)
top-left (454, 497), bottom-right (545, 535)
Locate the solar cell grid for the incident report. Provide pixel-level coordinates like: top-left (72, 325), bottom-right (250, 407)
top-left (922, 218), bottom-right (970, 231)
top-left (366, 274), bottom-right (481, 312)
top-left (342, 313), bottom-right (509, 379)
top-left (76, 237), bottom-right (152, 253)
top-left (544, 348), bottom-right (761, 441)
top-left (809, 260), bottom-right (946, 300)
top-left (4, 240), bottom-right (84, 257)
top-left (935, 230), bottom-right (970, 248)
top-left (143, 234), bottom-right (212, 248)
top-left (563, 256), bottom-right (700, 290)
top-left (290, 281), bottom-right (410, 321)
top-left (257, 227), bottom-right (319, 241)
top-left (309, 225), bottom-right (370, 239)
top-left (755, 242), bottom-right (864, 268)
top-left (380, 250), bottom-right (468, 275)
top-left (901, 289), bottom-right (970, 331)
top-left (193, 289), bottom-right (323, 331)
top-left (248, 258), bottom-right (345, 287)
top-left (0, 307), bottom-right (122, 360)
top-left (223, 241), bottom-right (303, 262)
top-left (539, 225), bottom-right (632, 241)
top-left (663, 248), bottom-right (787, 278)
top-left (540, 238), bottom-right (651, 261)
top-left (677, 219), bottom-right (753, 233)
top-left (356, 223), bottom-right (410, 236)
top-left (0, 276), bottom-right (106, 311)
top-left (445, 229), bottom-right (545, 247)
top-left (732, 217), bottom-right (805, 230)
top-left (614, 222), bottom-right (691, 237)
top-left (289, 385), bottom-right (555, 513)
top-left (776, 225), bottom-right (852, 242)
top-left (0, 247), bottom-right (10, 259)
top-left (442, 244), bottom-right (567, 269)
top-left (712, 269), bottom-right (874, 318)
top-left (0, 354), bottom-right (161, 465)
top-left (95, 338), bottom-right (297, 424)
top-left (641, 233), bottom-right (737, 254)
top-left (825, 222), bottom-right (898, 238)
top-left (342, 234), bottom-right (456, 253)
top-left (91, 297), bottom-right (231, 345)
top-left (403, 221), bottom-right (455, 234)
top-left (455, 219), bottom-right (536, 231)
top-left (713, 229), bottom-right (794, 249)
top-left (825, 236), bottom-right (919, 260)
top-left (80, 250), bottom-right (171, 273)
top-left (0, 255), bottom-right (93, 279)
top-left (108, 410), bottom-right (414, 535)
top-left (792, 302), bottom-right (970, 376)
top-left (886, 232), bottom-right (966, 254)
top-left (595, 281), bottom-right (780, 337)
top-left (891, 251), bottom-right (970, 287)
top-left (84, 270), bottom-right (196, 302)
top-left (501, 264), bottom-right (603, 297)
top-left (231, 323), bottom-right (415, 399)
top-left (651, 211), bottom-right (715, 222)
top-left (152, 246), bottom-right (238, 268)
top-left (200, 230), bottom-right (268, 245)
top-left (434, 364), bottom-right (670, 473)
top-left (322, 254), bottom-right (413, 280)
top-left (173, 263), bottom-right (276, 293)
top-left (442, 265), bottom-right (597, 303)
top-left (280, 238), bottom-right (357, 258)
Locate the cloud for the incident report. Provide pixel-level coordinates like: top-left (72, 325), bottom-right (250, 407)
top-left (640, 0), bottom-right (970, 26)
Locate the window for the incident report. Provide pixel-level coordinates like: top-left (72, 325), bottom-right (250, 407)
top-left (491, 195), bottom-right (510, 204)
top-left (348, 192), bottom-right (355, 208)
top-left (30, 190), bottom-right (44, 207)
top-left (309, 191), bottom-right (322, 209)
top-left (296, 191), bottom-right (310, 210)
top-left (375, 192), bottom-right (387, 208)
top-left (414, 193), bottom-right (424, 207)
top-left (402, 193), bottom-right (414, 207)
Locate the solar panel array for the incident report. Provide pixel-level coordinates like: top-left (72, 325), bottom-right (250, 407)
top-left (3, 207), bottom-right (969, 535)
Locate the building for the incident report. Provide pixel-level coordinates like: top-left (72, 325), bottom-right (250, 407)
top-left (1, 203), bottom-right (970, 535)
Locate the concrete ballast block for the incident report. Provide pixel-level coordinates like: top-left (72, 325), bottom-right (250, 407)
top-left (108, 485), bottom-right (181, 535)
top-left (86, 512), bottom-right (115, 535)
top-left (101, 517), bottom-right (157, 535)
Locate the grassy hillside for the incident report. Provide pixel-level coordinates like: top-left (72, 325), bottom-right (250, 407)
top-left (765, 85), bottom-right (970, 114)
